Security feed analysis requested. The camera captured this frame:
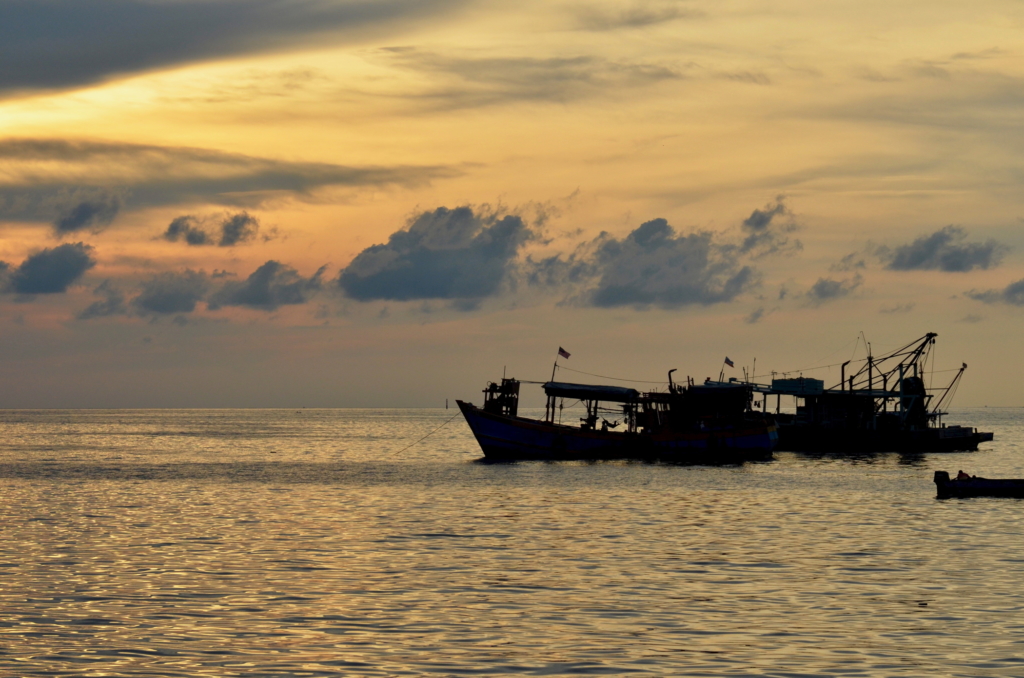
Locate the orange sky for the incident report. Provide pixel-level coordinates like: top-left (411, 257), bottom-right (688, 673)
top-left (1, 0), bottom-right (1022, 407)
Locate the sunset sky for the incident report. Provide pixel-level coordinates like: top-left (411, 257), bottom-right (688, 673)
top-left (1, 0), bottom-right (1023, 407)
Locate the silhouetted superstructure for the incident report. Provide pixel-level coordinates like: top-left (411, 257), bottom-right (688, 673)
top-left (713, 333), bottom-right (992, 453)
top-left (460, 371), bottom-right (777, 462)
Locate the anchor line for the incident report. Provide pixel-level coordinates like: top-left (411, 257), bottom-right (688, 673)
top-left (393, 412), bottom-right (462, 455)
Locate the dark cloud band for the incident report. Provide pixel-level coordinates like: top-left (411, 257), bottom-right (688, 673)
top-left (0, 0), bottom-right (465, 95)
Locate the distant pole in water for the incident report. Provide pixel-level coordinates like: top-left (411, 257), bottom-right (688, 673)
top-left (446, 398), bottom-right (448, 409)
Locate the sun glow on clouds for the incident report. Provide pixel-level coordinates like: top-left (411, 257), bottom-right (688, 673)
top-left (0, 0), bottom-right (1023, 406)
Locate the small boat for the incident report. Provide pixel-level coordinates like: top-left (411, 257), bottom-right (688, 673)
top-left (934, 471), bottom-right (1024, 499)
top-left (457, 374), bottom-right (777, 463)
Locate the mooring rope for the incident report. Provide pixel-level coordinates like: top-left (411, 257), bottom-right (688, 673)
top-left (393, 411), bottom-right (462, 455)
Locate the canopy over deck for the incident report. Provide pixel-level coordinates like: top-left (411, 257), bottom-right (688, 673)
top-left (543, 381), bottom-right (640, 403)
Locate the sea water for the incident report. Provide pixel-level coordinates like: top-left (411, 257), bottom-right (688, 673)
top-left (1, 408), bottom-right (1023, 677)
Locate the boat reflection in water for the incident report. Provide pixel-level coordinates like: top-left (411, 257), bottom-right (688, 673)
top-left (457, 373), bottom-right (777, 463)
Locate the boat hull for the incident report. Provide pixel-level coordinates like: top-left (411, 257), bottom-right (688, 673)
top-left (777, 424), bottom-right (991, 453)
top-left (935, 471), bottom-right (1024, 499)
top-left (457, 400), bottom-right (776, 463)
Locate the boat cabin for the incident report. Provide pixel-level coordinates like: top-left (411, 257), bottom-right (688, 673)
top-left (543, 381), bottom-right (640, 432)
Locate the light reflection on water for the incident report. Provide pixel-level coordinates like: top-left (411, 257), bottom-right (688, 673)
top-left (1, 408), bottom-right (1023, 676)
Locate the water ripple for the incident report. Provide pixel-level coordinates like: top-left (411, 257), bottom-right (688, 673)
top-left (0, 408), bottom-right (1021, 675)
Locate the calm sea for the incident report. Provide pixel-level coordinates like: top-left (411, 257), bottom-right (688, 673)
top-left (1, 408), bottom-right (1023, 677)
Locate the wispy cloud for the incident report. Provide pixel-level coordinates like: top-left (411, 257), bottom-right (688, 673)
top-left (78, 280), bottom-right (128, 319)
top-left (572, 1), bottom-right (700, 31)
top-left (379, 49), bottom-right (682, 110)
top-left (806, 275), bottom-right (861, 306)
top-left (879, 302), bottom-right (915, 314)
top-left (53, 189), bottom-right (123, 235)
top-left (0, 139), bottom-right (457, 225)
top-left (966, 279), bottom-right (1024, 306)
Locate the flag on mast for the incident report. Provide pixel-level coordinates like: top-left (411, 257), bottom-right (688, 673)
top-left (558, 347), bottom-right (571, 359)
top-left (724, 356), bottom-right (734, 368)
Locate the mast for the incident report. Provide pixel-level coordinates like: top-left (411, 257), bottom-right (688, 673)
top-left (931, 362), bottom-right (968, 425)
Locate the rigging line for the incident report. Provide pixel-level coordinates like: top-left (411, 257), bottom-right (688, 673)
top-left (555, 365), bottom-right (668, 384)
top-left (752, 357), bottom-right (860, 378)
top-left (930, 341), bottom-right (936, 392)
top-left (791, 336), bottom-right (859, 374)
top-left (793, 344), bottom-right (911, 376)
top-left (392, 412), bottom-right (461, 456)
top-left (748, 365), bottom-right (963, 382)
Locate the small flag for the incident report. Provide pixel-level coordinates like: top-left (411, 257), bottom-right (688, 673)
top-left (558, 347), bottom-right (571, 359)
top-left (724, 356), bottom-right (734, 368)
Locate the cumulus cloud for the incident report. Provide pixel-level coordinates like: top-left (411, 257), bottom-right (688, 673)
top-left (78, 280), bottom-right (128, 319)
top-left (133, 270), bottom-right (210, 315)
top-left (163, 216), bottom-right (209, 246)
top-left (5, 242), bottom-right (96, 294)
top-left (880, 226), bottom-right (1005, 272)
top-left (966, 279), bottom-right (1024, 306)
top-left (53, 189), bottom-right (123, 234)
top-left (526, 198), bottom-right (802, 310)
top-left (743, 199), bottom-right (787, 231)
top-left (162, 212), bottom-right (263, 247)
top-left (218, 212), bottom-right (260, 246)
top-left (0, 0), bottom-right (464, 95)
top-left (738, 196), bottom-right (800, 256)
top-left (77, 260), bottom-right (325, 320)
top-left (806, 275), bottom-right (861, 305)
top-left (587, 218), bottom-right (754, 308)
top-left (0, 139), bottom-right (457, 224)
top-left (338, 206), bottom-right (533, 301)
top-left (210, 261), bottom-right (325, 310)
